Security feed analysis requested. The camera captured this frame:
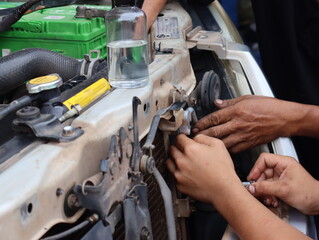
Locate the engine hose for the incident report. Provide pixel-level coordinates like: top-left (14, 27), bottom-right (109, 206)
top-left (60, 65), bottom-right (108, 102)
top-left (0, 48), bottom-right (83, 95)
top-left (153, 167), bottom-right (177, 240)
top-left (41, 220), bottom-right (90, 240)
top-left (0, 0), bottom-right (41, 33)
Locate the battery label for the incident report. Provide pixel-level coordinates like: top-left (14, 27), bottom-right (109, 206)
top-left (155, 17), bottom-right (180, 40)
top-left (2, 49), bottom-right (11, 56)
top-left (43, 16), bottom-right (66, 20)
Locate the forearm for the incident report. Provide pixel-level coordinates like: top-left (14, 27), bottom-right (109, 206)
top-left (142, 0), bottom-right (167, 30)
top-left (210, 180), bottom-right (310, 240)
top-left (289, 103), bottom-right (319, 138)
top-left (298, 179), bottom-right (319, 215)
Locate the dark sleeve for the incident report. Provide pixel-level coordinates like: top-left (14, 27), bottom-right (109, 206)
top-left (190, 0), bottom-right (215, 5)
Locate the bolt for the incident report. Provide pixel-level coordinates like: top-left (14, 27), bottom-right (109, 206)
top-left (16, 106), bottom-right (40, 120)
top-left (140, 227), bottom-right (151, 240)
top-left (56, 188), bottom-right (64, 196)
top-left (67, 193), bottom-right (80, 209)
top-left (88, 213), bottom-right (99, 223)
top-left (128, 124), bottom-right (134, 131)
top-left (140, 155), bottom-right (155, 174)
top-left (62, 126), bottom-right (75, 137)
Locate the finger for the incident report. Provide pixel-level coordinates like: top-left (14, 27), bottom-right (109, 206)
top-left (262, 196), bottom-right (273, 206)
top-left (248, 181), bottom-right (283, 199)
top-left (169, 145), bottom-right (184, 161)
top-left (226, 140), bottom-right (255, 154)
top-left (270, 196), bottom-right (279, 208)
top-left (263, 168), bottom-right (275, 179)
top-left (255, 172), bottom-right (267, 182)
top-left (174, 134), bottom-right (194, 153)
top-left (196, 122), bottom-right (235, 139)
top-left (248, 153), bottom-right (279, 180)
top-left (166, 158), bottom-right (177, 174)
top-left (221, 130), bottom-right (258, 152)
top-left (261, 196), bottom-right (279, 207)
top-left (214, 96), bottom-right (244, 109)
top-left (214, 95), bottom-right (258, 109)
top-left (193, 134), bottom-right (225, 148)
top-left (169, 145), bottom-right (189, 170)
top-left (215, 94), bottom-right (270, 108)
top-left (193, 107), bottom-right (235, 132)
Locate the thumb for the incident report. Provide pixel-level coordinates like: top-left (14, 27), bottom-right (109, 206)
top-left (248, 181), bottom-right (281, 198)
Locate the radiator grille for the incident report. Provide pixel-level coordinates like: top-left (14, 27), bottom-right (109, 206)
top-left (144, 131), bottom-right (169, 240)
top-left (114, 131), bottom-right (183, 239)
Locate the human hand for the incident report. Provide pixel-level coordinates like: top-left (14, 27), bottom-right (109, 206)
top-left (247, 153), bottom-right (319, 215)
top-left (166, 134), bottom-right (242, 204)
top-left (192, 95), bottom-right (303, 153)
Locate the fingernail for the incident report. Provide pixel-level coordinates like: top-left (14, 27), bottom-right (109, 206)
top-left (192, 128), bottom-right (199, 133)
top-left (215, 99), bottom-right (223, 105)
top-left (248, 185), bottom-right (255, 194)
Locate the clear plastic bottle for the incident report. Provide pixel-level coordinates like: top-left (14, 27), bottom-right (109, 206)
top-left (105, 5), bottom-right (149, 88)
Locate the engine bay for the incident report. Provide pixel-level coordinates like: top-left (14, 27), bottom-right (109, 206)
top-left (0, 1), bottom-right (313, 239)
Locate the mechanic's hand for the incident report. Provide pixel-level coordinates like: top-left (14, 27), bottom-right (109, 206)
top-left (166, 134), bottom-right (241, 204)
top-left (192, 95), bottom-right (302, 153)
top-left (247, 153), bottom-right (319, 215)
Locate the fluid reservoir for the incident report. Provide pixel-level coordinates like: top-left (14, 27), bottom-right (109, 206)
top-left (105, 2), bottom-right (149, 88)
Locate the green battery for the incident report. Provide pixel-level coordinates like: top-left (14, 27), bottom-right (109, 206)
top-left (0, 3), bottom-right (111, 59)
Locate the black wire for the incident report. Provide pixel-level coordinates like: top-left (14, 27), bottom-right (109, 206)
top-left (18, 0), bottom-right (42, 17)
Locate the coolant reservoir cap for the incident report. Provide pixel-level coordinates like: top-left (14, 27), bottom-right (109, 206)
top-left (27, 74), bottom-right (62, 94)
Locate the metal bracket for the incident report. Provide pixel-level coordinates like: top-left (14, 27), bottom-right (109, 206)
top-left (80, 50), bottom-right (102, 79)
top-left (142, 102), bottom-right (185, 151)
top-left (75, 6), bottom-right (108, 19)
top-left (123, 184), bottom-right (154, 240)
top-left (73, 127), bottom-right (135, 223)
top-left (186, 27), bottom-right (249, 60)
top-left (186, 28), bottom-right (267, 96)
top-left (131, 97), bottom-right (143, 172)
top-left (12, 106), bottom-right (83, 142)
top-left (177, 107), bottom-right (198, 135)
top-left (153, 42), bottom-right (174, 55)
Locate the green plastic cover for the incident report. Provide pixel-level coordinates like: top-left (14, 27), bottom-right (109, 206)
top-left (0, 3), bottom-right (111, 58)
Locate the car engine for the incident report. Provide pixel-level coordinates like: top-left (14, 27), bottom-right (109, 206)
top-left (0, 1), bottom-right (315, 239)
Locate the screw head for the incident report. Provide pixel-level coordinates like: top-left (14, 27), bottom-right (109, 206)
top-left (140, 227), bottom-right (151, 240)
top-left (67, 193), bottom-right (79, 209)
top-left (62, 126), bottom-right (75, 137)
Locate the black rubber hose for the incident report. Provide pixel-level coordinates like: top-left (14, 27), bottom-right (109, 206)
top-left (0, 0), bottom-right (42, 33)
top-left (0, 48), bottom-right (83, 95)
top-left (60, 68), bottom-right (108, 101)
